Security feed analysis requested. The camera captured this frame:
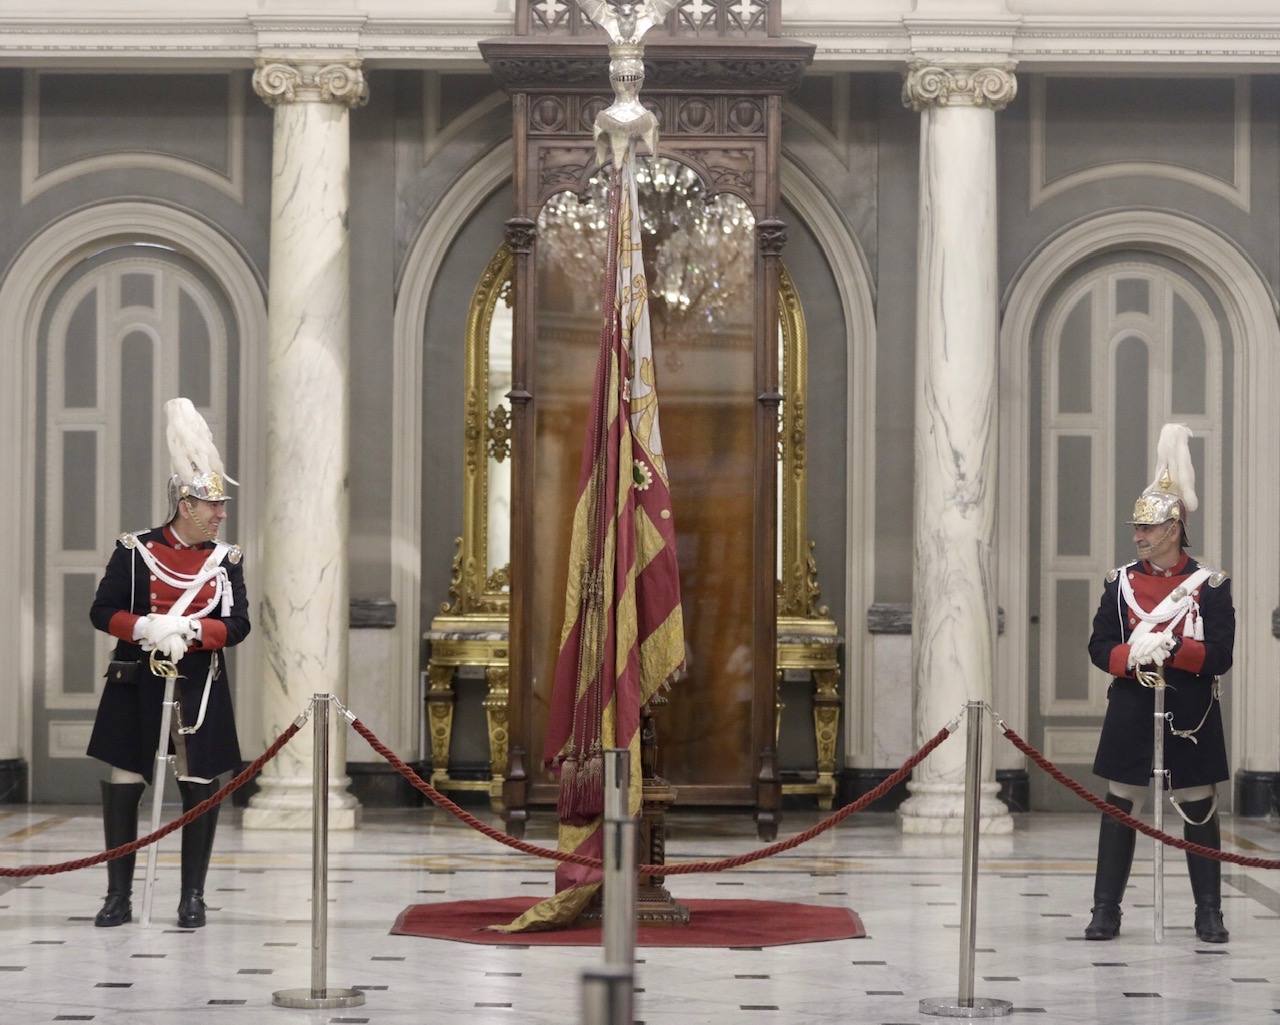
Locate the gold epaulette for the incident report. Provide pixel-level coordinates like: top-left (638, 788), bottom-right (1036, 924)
top-left (1208, 569), bottom-right (1229, 587)
top-left (1105, 567), bottom-right (1119, 583)
top-left (118, 532), bottom-right (139, 549)
top-left (227, 544), bottom-right (243, 565)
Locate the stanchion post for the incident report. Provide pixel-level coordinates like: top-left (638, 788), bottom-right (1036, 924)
top-left (581, 965), bottom-right (633, 1025)
top-left (602, 749), bottom-right (636, 970)
top-left (920, 701), bottom-right (1012, 1019)
top-left (1152, 668), bottom-right (1166, 944)
top-left (273, 695), bottom-right (364, 1010)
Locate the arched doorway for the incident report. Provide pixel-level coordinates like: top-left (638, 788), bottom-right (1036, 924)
top-left (0, 203), bottom-right (266, 801)
top-left (998, 211), bottom-right (1280, 809)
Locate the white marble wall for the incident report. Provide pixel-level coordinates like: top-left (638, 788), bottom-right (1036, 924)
top-left (898, 64), bottom-right (1016, 835)
top-left (0, 675), bottom-right (19, 762)
top-left (242, 59), bottom-right (368, 831)
top-left (871, 633), bottom-right (914, 768)
top-left (344, 626), bottom-right (405, 762)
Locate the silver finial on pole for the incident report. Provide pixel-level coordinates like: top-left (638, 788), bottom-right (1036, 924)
top-left (573, 0), bottom-right (678, 169)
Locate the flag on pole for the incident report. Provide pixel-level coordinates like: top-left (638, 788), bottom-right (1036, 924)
top-left (493, 159), bottom-right (685, 932)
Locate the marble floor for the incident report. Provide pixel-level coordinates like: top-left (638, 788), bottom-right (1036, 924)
top-left (3, 802), bottom-right (1280, 1025)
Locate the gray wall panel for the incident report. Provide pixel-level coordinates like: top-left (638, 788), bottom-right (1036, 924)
top-left (0, 72), bottom-right (271, 289)
top-left (394, 70), bottom-right (512, 282)
top-left (1000, 75), bottom-right (1280, 305)
top-left (419, 183), bottom-right (513, 628)
top-left (781, 199), bottom-right (847, 634)
top-left (349, 70), bottom-right (397, 598)
top-left (872, 74), bottom-right (918, 605)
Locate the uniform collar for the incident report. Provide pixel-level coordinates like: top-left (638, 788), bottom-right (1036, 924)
top-left (1141, 552), bottom-right (1191, 578)
top-left (162, 524), bottom-right (207, 550)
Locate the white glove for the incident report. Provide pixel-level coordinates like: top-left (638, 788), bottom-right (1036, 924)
top-left (1127, 630), bottom-right (1176, 669)
top-left (154, 632), bottom-right (189, 664)
top-left (134, 614), bottom-right (198, 655)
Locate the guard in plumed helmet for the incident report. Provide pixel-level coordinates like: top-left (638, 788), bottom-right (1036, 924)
top-left (86, 398), bottom-right (250, 929)
top-left (1084, 423), bottom-right (1234, 944)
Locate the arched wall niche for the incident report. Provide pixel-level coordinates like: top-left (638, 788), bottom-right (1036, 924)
top-left (392, 135), bottom-right (877, 809)
top-left (997, 209), bottom-right (1280, 801)
top-left (0, 200), bottom-right (267, 791)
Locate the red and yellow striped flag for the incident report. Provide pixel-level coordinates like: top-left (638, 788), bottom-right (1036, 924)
top-left (495, 160), bottom-right (685, 931)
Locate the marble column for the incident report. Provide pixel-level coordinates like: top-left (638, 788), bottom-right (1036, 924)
top-left (243, 58), bottom-right (368, 830)
top-left (898, 62), bottom-right (1016, 835)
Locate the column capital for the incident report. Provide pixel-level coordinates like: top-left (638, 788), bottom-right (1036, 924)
top-left (756, 218), bottom-right (787, 257)
top-left (902, 62), bottom-right (1017, 113)
top-left (504, 217), bottom-right (537, 254)
top-left (253, 57), bottom-right (368, 109)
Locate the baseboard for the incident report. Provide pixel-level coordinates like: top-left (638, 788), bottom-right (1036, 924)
top-left (0, 758), bottom-right (27, 803)
top-left (996, 768), bottom-right (1030, 812)
top-left (836, 766), bottom-right (1028, 813)
top-left (1235, 770), bottom-right (1278, 818)
top-left (836, 767), bottom-right (912, 812)
top-left (347, 761), bottom-right (429, 808)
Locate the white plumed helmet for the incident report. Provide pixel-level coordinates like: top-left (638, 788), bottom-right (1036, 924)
top-left (164, 398), bottom-right (236, 517)
top-left (1127, 422), bottom-right (1197, 545)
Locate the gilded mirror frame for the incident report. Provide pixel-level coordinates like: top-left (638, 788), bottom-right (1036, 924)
top-left (777, 264), bottom-right (827, 620)
top-left (449, 249), bottom-right (824, 622)
top-left (442, 242), bottom-right (513, 617)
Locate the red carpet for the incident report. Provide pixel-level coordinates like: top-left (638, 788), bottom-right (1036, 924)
top-left (391, 897), bottom-right (864, 947)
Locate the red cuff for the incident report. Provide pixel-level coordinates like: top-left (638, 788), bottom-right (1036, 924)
top-left (107, 611), bottom-right (141, 643)
top-left (196, 619), bottom-right (227, 651)
top-left (1108, 644), bottom-right (1131, 677)
top-left (1168, 638), bottom-right (1206, 674)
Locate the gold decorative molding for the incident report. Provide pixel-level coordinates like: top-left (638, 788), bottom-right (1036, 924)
top-left (902, 62), bottom-right (1017, 112)
top-left (453, 243), bottom-right (515, 617)
top-left (252, 58), bottom-right (369, 108)
top-left (487, 403), bottom-right (512, 463)
top-left (777, 264), bottom-right (827, 621)
top-left (441, 535), bottom-right (465, 615)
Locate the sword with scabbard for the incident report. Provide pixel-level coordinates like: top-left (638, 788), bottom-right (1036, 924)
top-left (140, 649), bottom-right (181, 928)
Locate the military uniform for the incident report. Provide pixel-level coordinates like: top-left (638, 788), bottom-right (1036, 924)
top-left (87, 525), bottom-right (249, 782)
top-left (1082, 422), bottom-right (1232, 944)
top-left (87, 397), bottom-right (245, 930)
top-left (1089, 555), bottom-right (1233, 789)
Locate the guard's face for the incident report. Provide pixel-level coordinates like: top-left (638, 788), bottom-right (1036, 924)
top-left (181, 498), bottom-right (228, 541)
top-left (1133, 519), bottom-right (1180, 565)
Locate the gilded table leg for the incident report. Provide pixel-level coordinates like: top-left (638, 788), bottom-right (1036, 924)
top-left (483, 664), bottom-right (510, 812)
top-left (812, 667), bottom-right (840, 810)
top-left (774, 668), bottom-right (785, 747)
top-left (426, 661), bottom-right (456, 786)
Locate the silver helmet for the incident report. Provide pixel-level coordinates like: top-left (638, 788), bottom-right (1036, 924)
top-left (1126, 423), bottom-right (1198, 545)
top-left (163, 398), bottom-right (236, 520)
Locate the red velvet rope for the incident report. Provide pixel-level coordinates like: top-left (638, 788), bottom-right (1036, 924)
top-left (350, 716), bottom-right (954, 875)
top-left (0, 721), bottom-right (303, 878)
top-left (998, 721), bottom-right (1280, 869)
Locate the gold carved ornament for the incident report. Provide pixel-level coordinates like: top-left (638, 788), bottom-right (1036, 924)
top-left (447, 243), bottom-right (515, 617)
top-left (776, 264), bottom-right (827, 621)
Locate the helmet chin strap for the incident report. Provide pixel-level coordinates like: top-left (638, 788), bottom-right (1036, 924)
top-left (176, 498), bottom-right (220, 545)
top-left (1138, 520), bottom-right (1181, 567)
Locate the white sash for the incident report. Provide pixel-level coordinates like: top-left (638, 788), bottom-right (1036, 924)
top-left (127, 533), bottom-right (233, 735)
top-left (1116, 562), bottom-right (1212, 644)
top-left (129, 536), bottom-right (233, 618)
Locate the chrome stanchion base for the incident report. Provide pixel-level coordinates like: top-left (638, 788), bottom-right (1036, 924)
top-left (919, 996), bottom-right (1013, 1018)
top-left (272, 987), bottom-right (366, 1009)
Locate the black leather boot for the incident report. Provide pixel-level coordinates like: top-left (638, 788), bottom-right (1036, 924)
top-left (1084, 794), bottom-right (1136, 940)
top-left (94, 780), bottom-right (145, 927)
top-left (176, 779), bottom-right (220, 929)
top-left (1182, 796), bottom-right (1229, 944)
